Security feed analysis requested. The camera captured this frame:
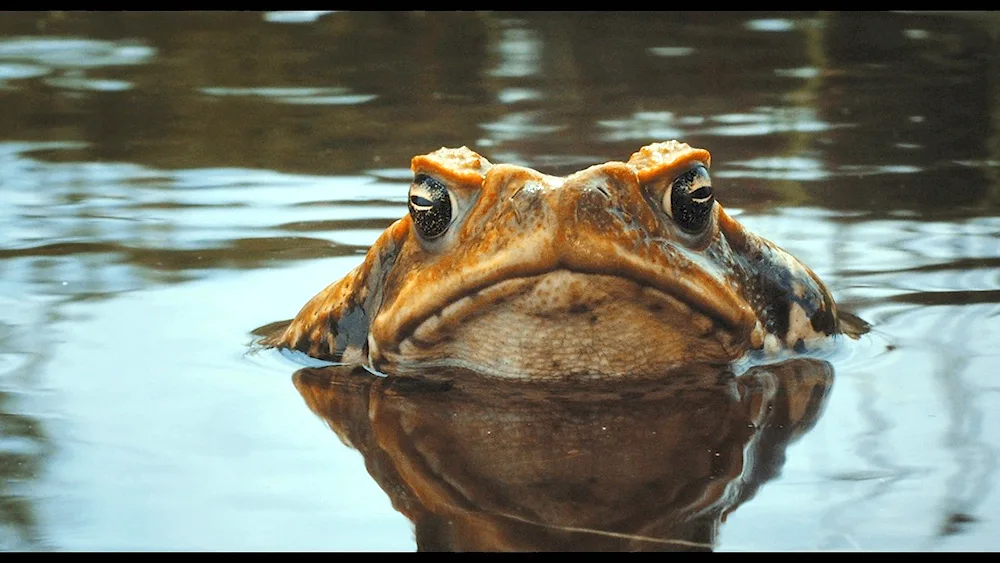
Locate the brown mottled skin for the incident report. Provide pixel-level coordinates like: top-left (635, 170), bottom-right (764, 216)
top-left (262, 141), bottom-right (855, 380)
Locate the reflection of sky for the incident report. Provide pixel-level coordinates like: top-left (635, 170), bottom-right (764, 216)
top-left (0, 141), bottom-right (411, 548)
top-left (199, 86), bottom-right (377, 106)
top-left (0, 143), bottom-right (407, 297)
top-left (721, 211), bottom-right (1000, 551)
top-left (600, 107), bottom-right (849, 143)
top-left (0, 36), bottom-right (154, 93)
top-left (0, 37), bottom-right (154, 68)
top-left (744, 18), bottom-right (798, 32)
top-left (262, 11), bottom-right (336, 24)
top-left (488, 24), bottom-right (542, 79)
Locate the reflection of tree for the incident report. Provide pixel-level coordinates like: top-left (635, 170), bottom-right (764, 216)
top-left (834, 237), bottom-right (1000, 548)
top-left (0, 401), bottom-right (48, 549)
top-left (806, 13), bottom-right (1000, 549)
top-left (0, 302), bottom-right (54, 549)
top-left (813, 12), bottom-right (999, 216)
top-left (0, 12), bottom-right (496, 175)
top-left (293, 359), bottom-right (834, 551)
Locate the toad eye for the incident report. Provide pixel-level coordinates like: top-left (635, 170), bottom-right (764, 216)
top-left (408, 174), bottom-right (454, 239)
top-left (663, 165), bottom-right (714, 233)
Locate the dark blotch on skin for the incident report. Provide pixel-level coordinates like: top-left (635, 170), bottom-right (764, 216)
top-left (568, 303), bottom-right (591, 314)
top-left (810, 308), bottom-right (836, 335)
top-left (333, 305), bottom-right (370, 358)
top-left (736, 241), bottom-right (841, 343)
top-left (746, 247), bottom-right (802, 342)
top-left (760, 282), bottom-right (792, 341)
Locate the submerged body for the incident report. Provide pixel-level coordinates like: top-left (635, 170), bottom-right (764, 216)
top-left (264, 141), bottom-right (854, 379)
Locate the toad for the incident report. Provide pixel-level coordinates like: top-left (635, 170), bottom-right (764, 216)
top-left (261, 141), bottom-right (862, 379)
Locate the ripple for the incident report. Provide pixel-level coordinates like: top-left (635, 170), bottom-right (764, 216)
top-left (719, 158), bottom-right (925, 183)
top-left (280, 94), bottom-right (378, 106)
top-left (903, 28), bottom-right (931, 40)
top-left (597, 111), bottom-right (686, 142)
top-left (497, 87), bottom-right (542, 104)
top-left (837, 164), bottom-right (922, 175)
top-left (717, 156), bottom-right (830, 182)
top-left (0, 37), bottom-right (155, 68)
top-left (488, 26), bottom-right (541, 79)
top-left (199, 86), bottom-right (376, 106)
top-left (888, 289), bottom-right (1000, 307)
top-left (168, 168), bottom-right (399, 204)
top-left (43, 75), bottom-right (132, 92)
top-left (775, 67), bottom-right (821, 79)
top-left (744, 18), bottom-right (797, 32)
top-left (0, 63), bottom-right (49, 86)
top-left (699, 107), bottom-right (845, 137)
top-left (362, 167), bottom-right (416, 183)
top-left (0, 144), bottom-right (411, 298)
top-left (703, 120), bottom-right (836, 137)
top-left (479, 111), bottom-right (566, 141)
top-left (647, 46), bottom-right (695, 57)
top-left (263, 11), bottom-right (337, 24)
top-left (0, 140), bottom-right (89, 156)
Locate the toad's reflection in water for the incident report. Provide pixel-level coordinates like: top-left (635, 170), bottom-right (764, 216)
top-left (292, 359), bottom-right (833, 551)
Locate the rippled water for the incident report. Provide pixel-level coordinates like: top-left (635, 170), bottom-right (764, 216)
top-left (1, 11), bottom-right (998, 551)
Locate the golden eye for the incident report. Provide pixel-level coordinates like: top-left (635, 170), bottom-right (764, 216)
top-left (663, 165), bottom-right (714, 233)
top-left (408, 174), bottom-right (454, 239)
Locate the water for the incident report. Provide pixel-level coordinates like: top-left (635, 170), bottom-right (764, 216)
top-left (0, 11), bottom-right (998, 551)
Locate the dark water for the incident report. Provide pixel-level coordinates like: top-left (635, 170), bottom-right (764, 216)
top-left (0, 11), bottom-right (998, 551)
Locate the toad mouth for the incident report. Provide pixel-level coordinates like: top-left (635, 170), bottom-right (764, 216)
top-left (377, 257), bottom-right (763, 357)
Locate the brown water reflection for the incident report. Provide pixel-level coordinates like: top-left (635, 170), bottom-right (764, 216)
top-left (0, 10), bottom-right (998, 551)
top-left (294, 360), bottom-right (833, 551)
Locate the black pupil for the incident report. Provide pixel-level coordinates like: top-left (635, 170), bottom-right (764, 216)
top-left (410, 195), bottom-right (433, 208)
top-left (689, 186), bottom-right (711, 201)
top-left (409, 175), bottom-right (452, 239)
top-left (671, 168), bottom-right (713, 233)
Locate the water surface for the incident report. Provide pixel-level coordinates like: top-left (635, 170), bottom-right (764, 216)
top-left (1, 11), bottom-right (998, 551)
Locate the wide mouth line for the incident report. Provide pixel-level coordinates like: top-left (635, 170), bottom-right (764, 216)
top-left (390, 267), bottom-right (746, 348)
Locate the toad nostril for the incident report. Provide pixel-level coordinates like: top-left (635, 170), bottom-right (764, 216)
top-left (574, 182), bottom-right (612, 206)
top-left (508, 183), bottom-right (549, 223)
